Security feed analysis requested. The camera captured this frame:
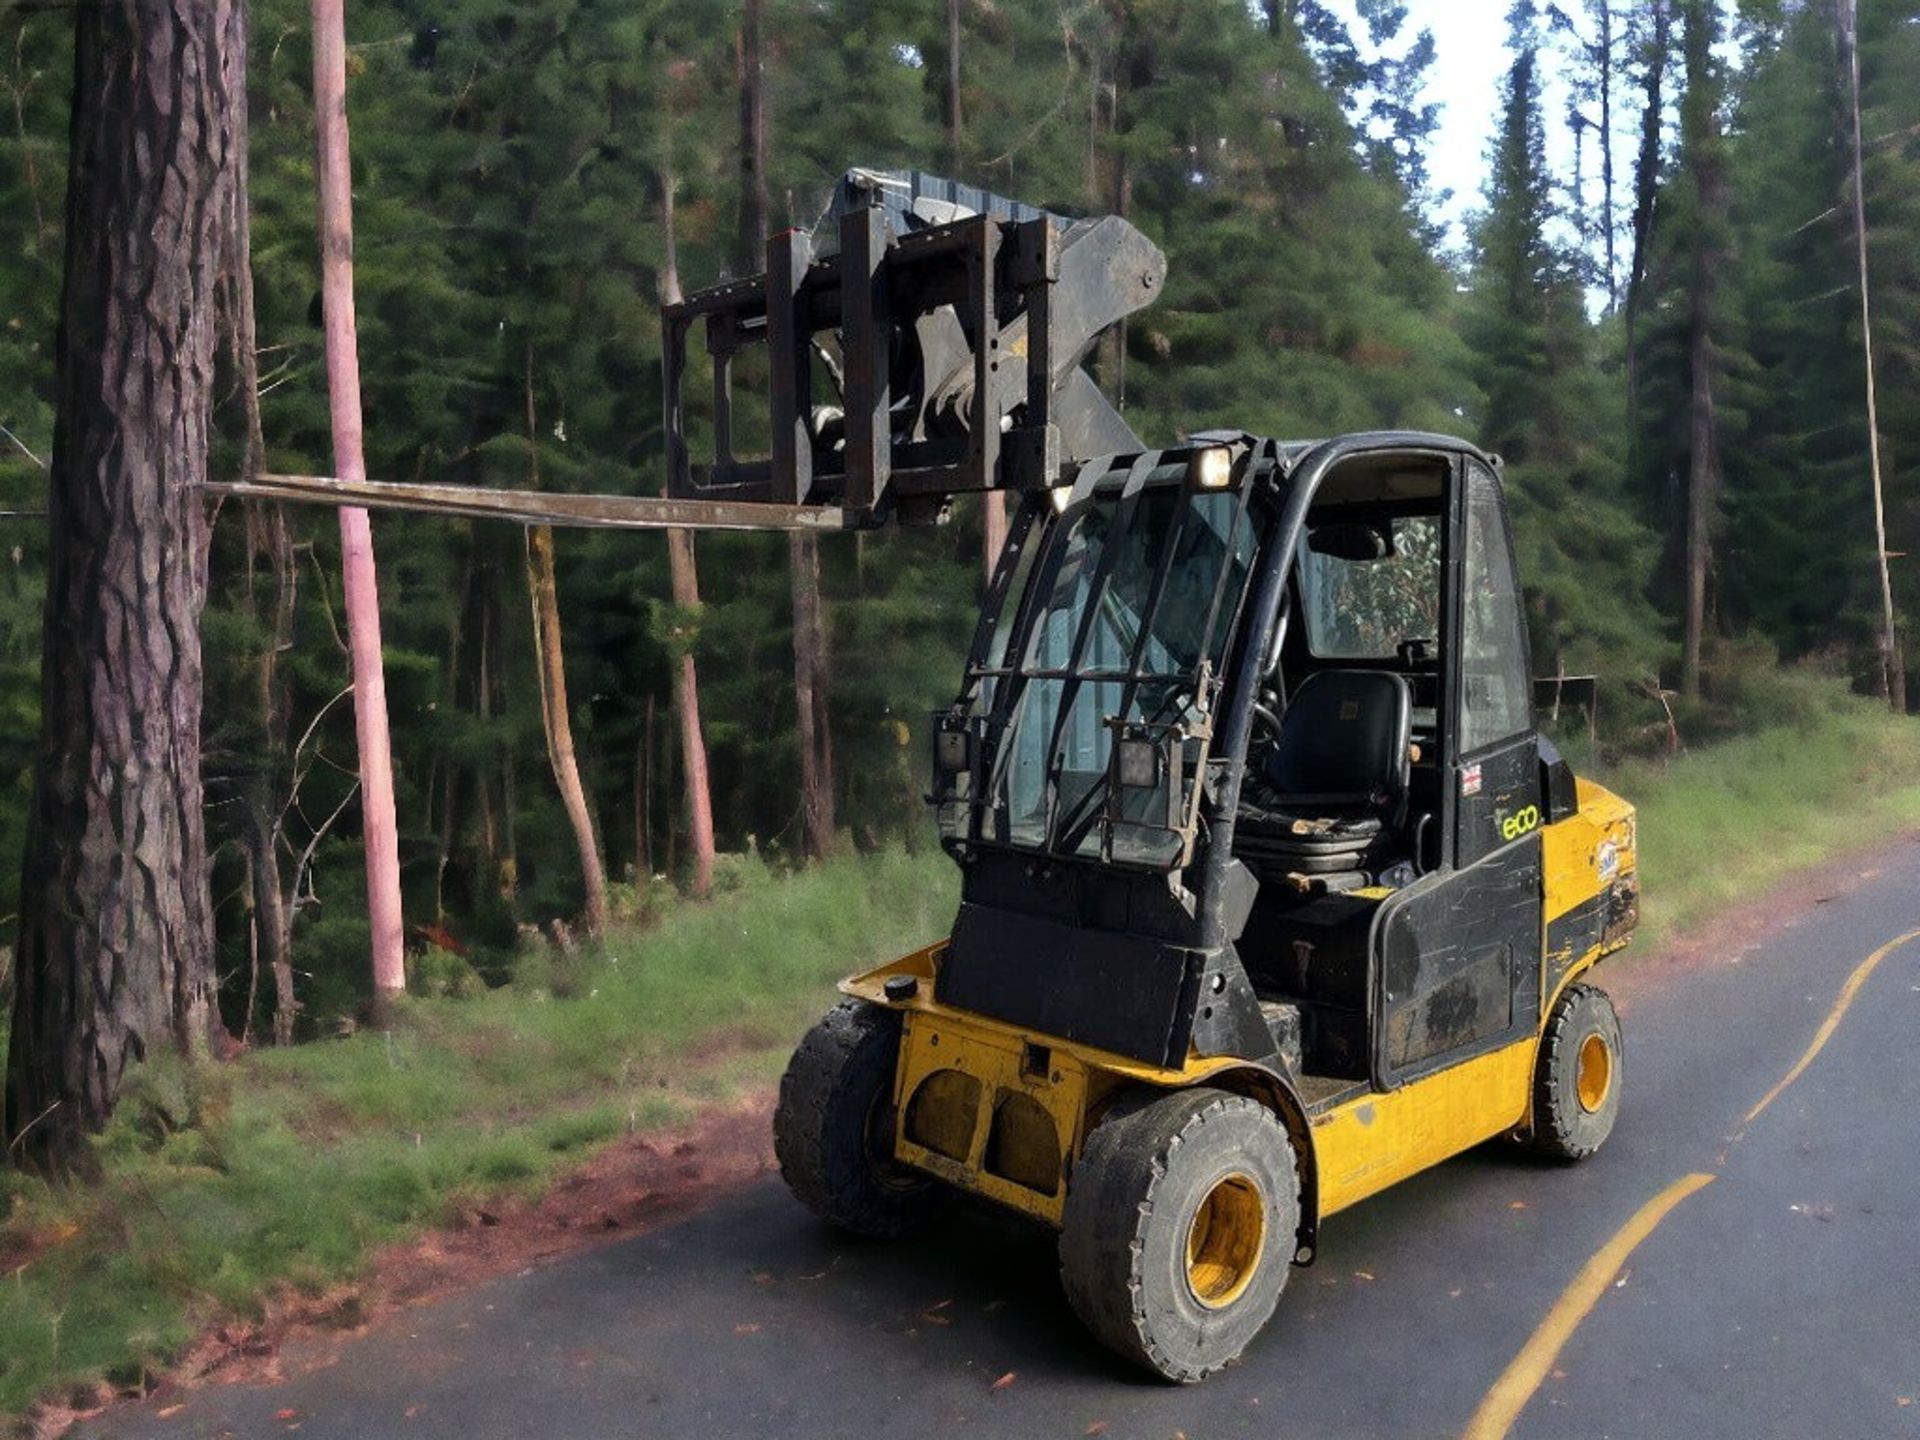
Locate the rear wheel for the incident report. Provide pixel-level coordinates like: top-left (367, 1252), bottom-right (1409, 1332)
top-left (774, 1000), bottom-right (945, 1237)
top-left (1530, 982), bottom-right (1623, 1161)
top-left (1058, 1087), bottom-right (1299, 1383)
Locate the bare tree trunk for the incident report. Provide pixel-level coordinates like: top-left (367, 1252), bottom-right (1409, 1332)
top-left (6, 33), bottom-right (50, 250)
top-left (666, 530), bottom-right (716, 895)
top-left (1678, 0), bottom-right (1723, 700)
top-left (634, 693), bottom-right (655, 879)
top-left (982, 493), bottom-right (1009, 585)
top-left (658, 143), bottom-right (716, 897)
top-left (310, 0), bottom-right (405, 995)
top-left (1681, 303), bottom-right (1718, 698)
top-left (1624, 0), bottom-right (1670, 409)
top-left (1596, 0), bottom-right (1618, 307)
top-left (225, 2), bottom-right (300, 1045)
top-left (241, 505), bottom-right (299, 1047)
top-left (1839, 0), bottom-right (1906, 712)
top-left (736, 0), bottom-right (768, 275)
top-left (945, 0), bottom-right (963, 173)
top-left (527, 523), bottom-right (608, 932)
top-left (522, 353), bottom-right (608, 935)
top-left (474, 575), bottom-right (499, 879)
top-left (734, 10), bottom-right (834, 860)
top-left (789, 533), bottom-right (836, 858)
top-left (4, 0), bottom-right (239, 1177)
top-left (956, 12), bottom-right (1008, 583)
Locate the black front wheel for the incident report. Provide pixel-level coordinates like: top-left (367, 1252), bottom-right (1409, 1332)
top-left (1058, 1087), bottom-right (1300, 1383)
top-left (1529, 982), bottom-right (1623, 1161)
top-left (773, 1000), bottom-right (945, 1237)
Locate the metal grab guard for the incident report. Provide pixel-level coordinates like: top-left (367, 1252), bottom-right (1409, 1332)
top-left (661, 169), bottom-right (1166, 523)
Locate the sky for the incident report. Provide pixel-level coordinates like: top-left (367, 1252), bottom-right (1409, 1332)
top-left (1324, 0), bottom-right (1588, 253)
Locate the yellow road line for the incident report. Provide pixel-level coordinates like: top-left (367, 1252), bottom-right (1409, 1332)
top-left (1461, 1172), bottom-right (1717, 1440)
top-left (1742, 926), bottom-right (1920, 1126)
top-left (1465, 925), bottom-right (1920, 1438)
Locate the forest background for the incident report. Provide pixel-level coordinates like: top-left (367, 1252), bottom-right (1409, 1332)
top-left (0, 0), bottom-right (1916, 1043)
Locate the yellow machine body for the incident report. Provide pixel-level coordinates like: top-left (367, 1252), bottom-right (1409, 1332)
top-left (841, 777), bottom-right (1637, 1233)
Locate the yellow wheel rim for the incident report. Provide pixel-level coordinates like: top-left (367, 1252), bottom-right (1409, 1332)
top-left (1576, 1032), bottom-right (1613, 1113)
top-left (1185, 1173), bottom-right (1266, 1309)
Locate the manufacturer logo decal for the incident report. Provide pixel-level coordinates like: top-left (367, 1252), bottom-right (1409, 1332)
top-left (1500, 804), bottom-right (1541, 842)
top-left (1461, 762), bottom-right (1483, 797)
top-left (1597, 839), bottom-right (1620, 883)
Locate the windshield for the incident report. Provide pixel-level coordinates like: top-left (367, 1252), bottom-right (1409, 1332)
top-left (958, 483), bottom-right (1259, 867)
top-left (1298, 513), bottom-right (1441, 659)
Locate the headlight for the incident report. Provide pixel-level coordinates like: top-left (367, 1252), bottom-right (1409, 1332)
top-left (935, 727), bottom-right (970, 775)
top-left (1190, 446), bottom-right (1233, 490)
top-left (1116, 735), bottom-right (1160, 789)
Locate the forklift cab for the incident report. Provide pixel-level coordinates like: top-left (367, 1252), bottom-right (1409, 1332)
top-left (1234, 443), bottom-right (1569, 1092)
top-left (924, 432), bottom-right (1583, 1096)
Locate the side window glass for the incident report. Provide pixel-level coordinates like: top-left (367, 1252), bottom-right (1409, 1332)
top-left (1459, 465), bottom-right (1532, 753)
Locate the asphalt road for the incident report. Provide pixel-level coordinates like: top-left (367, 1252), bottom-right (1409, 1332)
top-left (85, 842), bottom-right (1920, 1440)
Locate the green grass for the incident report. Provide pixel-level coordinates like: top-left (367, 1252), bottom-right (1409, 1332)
top-left (1602, 685), bottom-right (1920, 946)
top-left (2, 689), bottom-right (1918, 1423)
top-left (0, 846), bottom-right (958, 1422)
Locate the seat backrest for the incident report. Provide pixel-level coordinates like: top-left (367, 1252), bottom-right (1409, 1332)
top-left (1263, 669), bottom-right (1411, 812)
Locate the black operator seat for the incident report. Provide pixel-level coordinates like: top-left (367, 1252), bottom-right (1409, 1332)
top-left (1236, 669), bottom-right (1412, 883)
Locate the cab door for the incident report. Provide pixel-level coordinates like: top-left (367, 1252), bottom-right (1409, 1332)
top-left (1373, 457), bottom-right (1544, 1087)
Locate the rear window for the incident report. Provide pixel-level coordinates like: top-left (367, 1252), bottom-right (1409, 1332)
top-left (1297, 514), bottom-right (1441, 660)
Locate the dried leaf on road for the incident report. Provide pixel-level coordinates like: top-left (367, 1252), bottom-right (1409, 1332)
top-left (991, 1371), bottom-right (1017, 1392)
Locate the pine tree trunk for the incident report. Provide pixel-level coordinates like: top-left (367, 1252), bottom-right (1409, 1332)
top-left (527, 525), bottom-right (609, 933)
top-left (1681, 302), bottom-right (1718, 698)
top-left (1596, 0), bottom-right (1618, 306)
top-left (1678, 0), bottom-right (1723, 700)
top-left (241, 499), bottom-right (299, 1044)
top-left (1624, 0), bottom-right (1670, 410)
top-left (945, 0), bottom-right (963, 172)
top-left (736, 0), bottom-right (768, 273)
top-left (1838, 0), bottom-right (1907, 712)
top-left (666, 529), bottom-right (716, 896)
top-left (311, 0), bottom-right (405, 994)
top-left (634, 693), bottom-right (655, 879)
top-left (982, 494), bottom-right (1009, 585)
top-left (657, 140), bottom-right (716, 897)
top-left (226, 2), bottom-right (300, 1046)
top-left (4, 0), bottom-right (240, 1176)
top-left (522, 355), bottom-right (608, 936)
top-left (954, 15), bottom-right (1007, 585)
top-left (790, 532), bottom-right (836, 858)
top-left (734, 7), bottom-right (835, 860)
top-left (244, 801), bottom-right (298, 1046)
